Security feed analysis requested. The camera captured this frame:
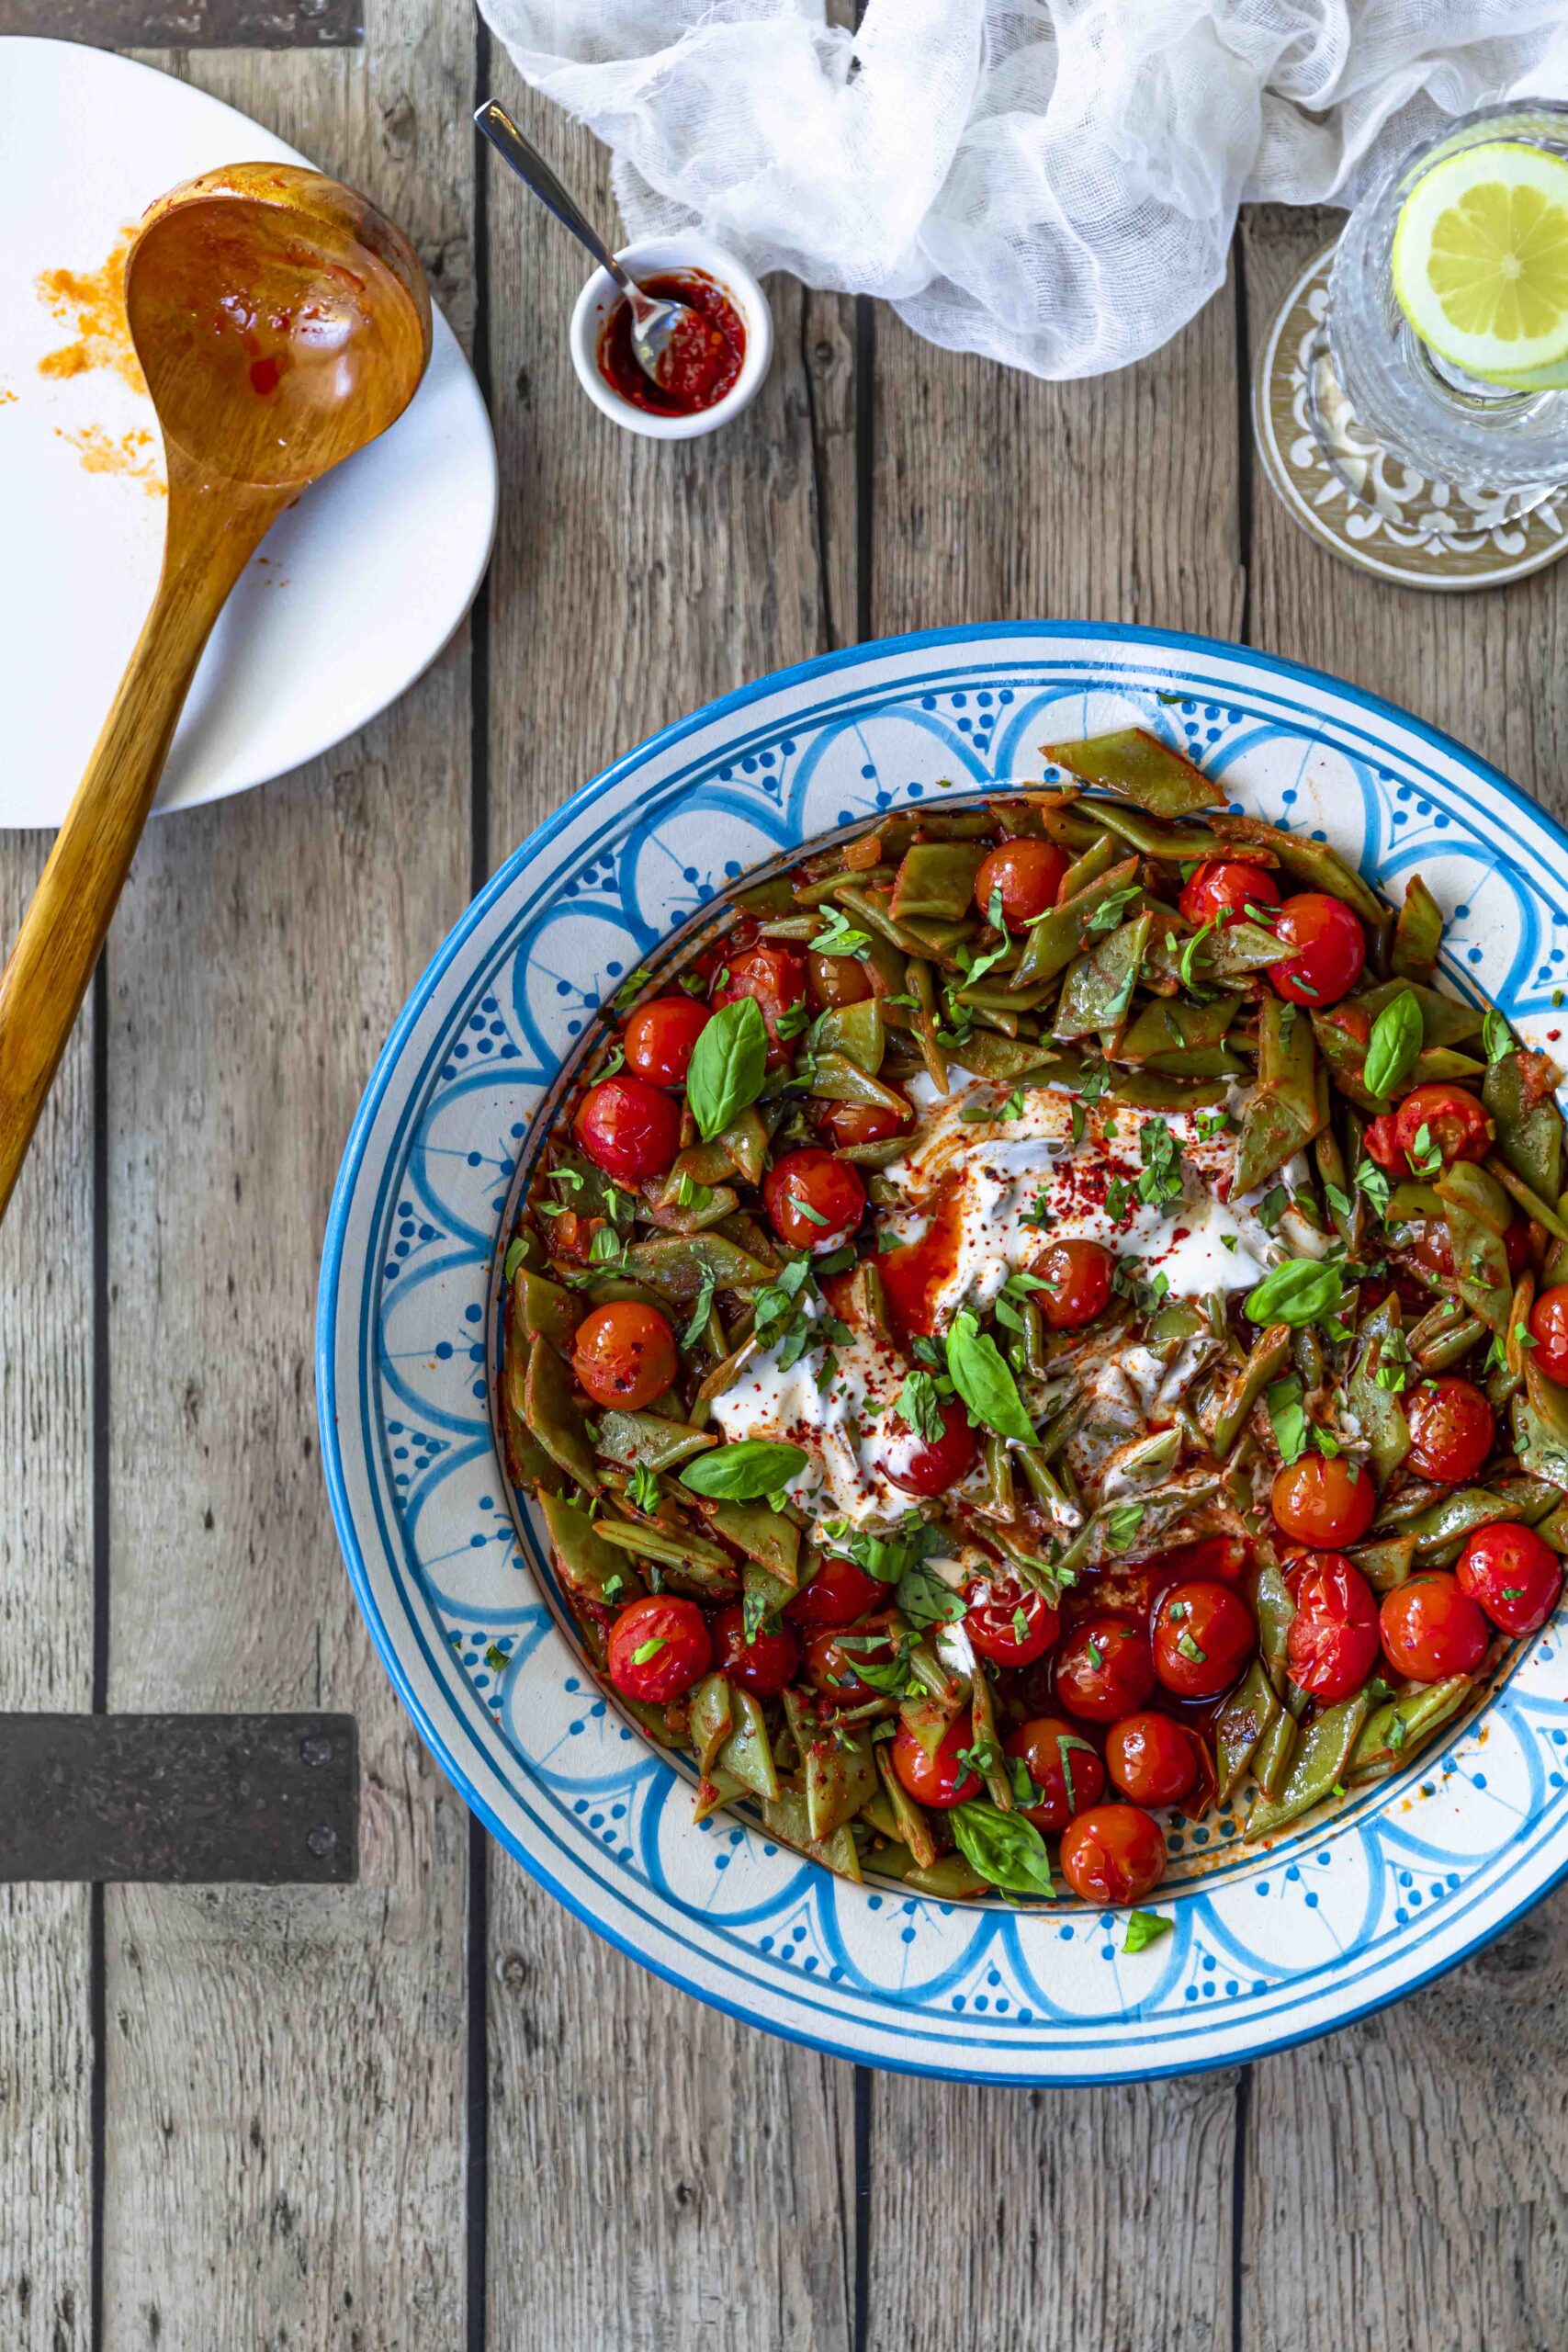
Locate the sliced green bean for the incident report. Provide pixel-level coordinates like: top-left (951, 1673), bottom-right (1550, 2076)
top-left (1247, 1690), bottom-right (1372, 1837)
top-left (1215, 1659), bottom-right (1279, 1804)
top-left (1053, 910), bottom-right (1152, 1039)
top-left (1212, 1323), bottom-right (1292, 1459)
top-left (1390, 872), bottom-right (1443, 980)
top-left (1010, 854), bottom-right (1141, 989)
top-left (890, 841), bottom-right (985, 922)
top-left (1484, 1048), bottom-right (1564, 1205)
top-left (1041, 729), bottom-right (1224, 817)
top-left (538, 1489), bottom-right (643, 1607)
top-left (1348, 1675), bottom-right (1472, 1783)
top-left (524, 1338), bottom-right (601, 1494)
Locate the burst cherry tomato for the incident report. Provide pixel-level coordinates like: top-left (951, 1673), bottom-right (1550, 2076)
top-left (1270, 1453), bottom-right (1375, 1549)
top-left (1380, 1574), bottom-right (1489, 1682)
top-left (1004, 1716), bottom-right (1106, 1832)
top-left (804, 1624), bottom-right (891, 1705)
top-left (621, 995), bottom-right (711, 1087)
top-left (1392, 1086), bottom-right (1495, 1170)
top-left (1152, 1580), bottom-right (1255, 1700)
top-left (1055, 1615), bottom-right (1155, 1723)
top-left (878, 1396), bottom-right (978, 1498)
top-left (573, 1074), bottom-right (682, 1184)
top-left (1059, 1804), bottom-right (1167, 1906)
top-left (762, 1148), bottom-right (866, 1252)
top-left (1156, 1534), bottom-right (1250, 1584)
top-left (973, 838), bottom-right (1070, 927)
top-left (1179, 860), bottom-right (1280, 931)
top-left (784, 1554), bottom-right (885, 1631)
top-left (892, 1715), bottom-right (981, 1809)
top-left (807, 949), bottom-right (872, 1010)
top-left (1104, 1712), bottom-right (1198, 1807)
top-left (1456, 1521), bottom-right (1563, 1638)
top-left (710, 1604), bottom-right (800, 1698)
top-left (713, 944), bottom-right (809, 1068)
top-left (571, 1301), bottom-right (678, 1410)
top-left (963, 1575), bottom-right (1058, 1666)
top-left (1405, 1217), bottom-right (1528, 1281)
top-left (1269, 892), bottom-right (1366, 1007)
top-left (606, 1595), bottom-right (711, 1704)
top-left (1405, 1376), bottom-right (1495, 1484)
top-left (817, 1097), bottom-right (910, 1149)
top-left (1285, 1555), bottom-right (1380, 1702)
top-left (1034, 1238), bottom-right (1114, 1330)
top-left (1529, 1284), bottom-right (1568, 1385)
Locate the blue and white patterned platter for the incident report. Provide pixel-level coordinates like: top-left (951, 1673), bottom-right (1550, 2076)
top-left (318, 623), bottom-right (1568, 2084)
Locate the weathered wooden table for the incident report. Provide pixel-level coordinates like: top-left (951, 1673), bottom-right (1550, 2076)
top-left (6, 6), bottom-right (1568, 2346)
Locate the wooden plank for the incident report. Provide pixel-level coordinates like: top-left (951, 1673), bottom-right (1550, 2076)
top-left (865, 293), bottom-right (1246, 2352)
top-left (0, 837), bottom-right (95, 2350)
top-left (479, 62), bottom-right (858, 2350)
top-left (98, 15), bottom-right (475, 2345)
top-left (871, 296), bottom-right (1245, 639)
top-left (1240, 201), bottom-right (1568, 2352)
top-left (0, 0), bottom-right (363, 44)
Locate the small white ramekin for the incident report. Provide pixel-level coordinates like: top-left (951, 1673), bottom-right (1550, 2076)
top-left (569, 233), bottom-right (773, 441)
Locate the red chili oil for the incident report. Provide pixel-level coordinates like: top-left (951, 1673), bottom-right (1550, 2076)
top-left (596, 269), bottom-right (745, 417)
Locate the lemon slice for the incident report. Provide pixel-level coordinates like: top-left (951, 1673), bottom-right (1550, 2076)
top-left (1392, 141), bottom-right (1568, 382)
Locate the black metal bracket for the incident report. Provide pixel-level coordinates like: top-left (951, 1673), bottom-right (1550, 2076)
top-left (0, 1714), bottom-right (358, 1883)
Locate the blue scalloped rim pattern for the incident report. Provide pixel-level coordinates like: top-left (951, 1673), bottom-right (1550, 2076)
top-left (318, 624), bottom-right (1568, 2084)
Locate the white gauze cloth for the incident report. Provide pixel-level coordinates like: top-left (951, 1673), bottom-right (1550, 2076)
top-left (478, 0), bottom-right (1568, 379)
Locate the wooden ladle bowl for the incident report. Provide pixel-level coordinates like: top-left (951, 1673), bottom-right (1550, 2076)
top-left (0, 163), bottom-right (432, 1222)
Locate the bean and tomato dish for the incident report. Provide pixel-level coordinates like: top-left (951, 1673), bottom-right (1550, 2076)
top-left (497, 728), bottom-right (1568, 1914)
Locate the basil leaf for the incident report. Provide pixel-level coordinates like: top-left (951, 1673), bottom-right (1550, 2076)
top-left (1483, 1008), bottom-right (1514, 1066)
top-left (949, 1801), bottom-right (1055, 1898)
top-left (1244, 1258), bottom-right (1345, 1329)
top-left (1363, 992), bottom-right (1424, 1101)
top-left (502, 1237), bottom-right (528, 1282)
top-left (680, 1439), bottom-right (807, 1500)
top-left (895, 1563), bottom-right (965, 1629)
top-left (686, 996), bottom-right (768, 1141)
top-left (894, 1368), bottom-right (948, 1443)
top-left (1102, 1502), bottom-right (1145, 1555)
top-left (945, 1310), bottom-right (1037, 1444)
top-left (1122, 1909), bottom-right (1174, 1954)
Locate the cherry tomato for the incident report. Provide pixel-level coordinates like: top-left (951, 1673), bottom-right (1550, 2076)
top-left (713, 944), bottom-right (809, 1068)
top-left (784, 1554), bottom-right (885, 1631)
top-left (1529, 1284), bottom-right (1568, 1385)
top-left (1179, 860), bottom-right (1281, 931)
top-left (892, 1715), bottom-right (981, 1809)
top-left (710, 1604), bottom-right (801, 1698)
top-left (973, 838), bottom-right (1070, 927)
top-left (1055, 1615), bottom-right (1155, 1723)
top-left (1269, 892), bottom-right (1366, 1008)
top-left (1104, 1712), bottom-right (1199, 1807)
top-left (963, 1575), bottom-right (1058, 1667)
top-left (762, 1148), bottom-right (866, 1253)
top-left (1034, 1238), bottom-right (1115, 1330)
top-left (573, 1075), bottom-right (682, 1184)
top-left (807, 949), bottom-right (872, 1010)
top-left (1155, 1534), bottom-right (1249, 1584)
top-left (606, 1595), bottom-right (711, 1704)
top-left (1151, 1580), bottom-right (1255, 1701)
top-left (804, 1624), bottom-right (892, 1705)
top-left (1393, 1083), bottom-right (1493, 1173)
top-left (1456, 1521), bottom-right (1563, 1638)
top-left (1059, 1804), bottom-right (1167, 1906)
top-left (817, 1097), bottom-right (910, 1149)
top-left (1285, 1554), bottom-right (1380, 1702)
top-left (1405, 1376), bottom-right (1495, 1484)
top-left (878, 1396), bottom-right (978, 1498)
top-left (571, 1300), bottom-right (678, 1410)
top-left (621, 995), bottom-right (711, 1088)
top-left (1270, 1453), bottom-right (1376, 1549)
top-left (1004, 1716), bottom-right (1105, 1832)
top-left (1380, 1574), bottom-right (1489, 1682)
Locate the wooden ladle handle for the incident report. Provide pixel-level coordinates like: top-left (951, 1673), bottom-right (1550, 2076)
top-left (0, 467), bottom-right (286, 1223)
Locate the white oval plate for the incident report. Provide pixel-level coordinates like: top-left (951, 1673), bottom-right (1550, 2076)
top-left (0, 38), bottom-right (496, 826)
top-left (319, 623), bottom-right (1568, 2083)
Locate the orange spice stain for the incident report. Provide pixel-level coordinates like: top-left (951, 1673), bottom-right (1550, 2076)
top-left (35, 227), bottom-right (147, 398)
top-left (52, 422), bottom-right (165, 498)
top-left (0, 388), bottom-right (17, 406)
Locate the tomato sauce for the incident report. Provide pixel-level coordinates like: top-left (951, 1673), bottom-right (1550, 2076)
top-left (596, 269), bottom-right (745, 416)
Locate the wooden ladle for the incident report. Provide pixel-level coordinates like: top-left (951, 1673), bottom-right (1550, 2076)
top-left (0, 163), bottom-right (431, 1224)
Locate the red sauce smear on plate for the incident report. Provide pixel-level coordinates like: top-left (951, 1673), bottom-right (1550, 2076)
top-left (596, 269), bottom-right (745, 416)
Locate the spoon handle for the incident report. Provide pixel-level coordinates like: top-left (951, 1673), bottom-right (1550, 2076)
top-left (474, 101), bottom-right (634, 296)
top-left (0, 459), bottom-right (285, 1225)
